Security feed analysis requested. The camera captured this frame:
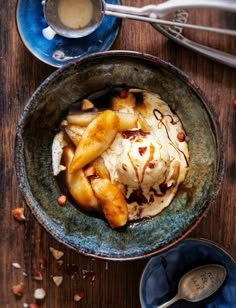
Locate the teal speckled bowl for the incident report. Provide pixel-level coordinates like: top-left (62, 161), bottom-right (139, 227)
top-left (15, 51), bottom-right (224, 260)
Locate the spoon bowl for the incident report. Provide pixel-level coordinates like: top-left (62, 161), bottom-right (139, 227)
top-left (43, 0), bottom-right (104, 38)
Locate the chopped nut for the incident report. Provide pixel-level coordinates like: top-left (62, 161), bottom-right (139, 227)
top-left (81, 99), bottom-right (94, 111)
top-left (12, 207), bottom-right (26, 222)
top-left (119, 89), bottom-right (128, 98)
top-left (29, 304), bottom-right (39, 308)
top-left (50, 247), bottom-right (64, 260)
top-left (12, 262), bottom-right (21, 269)
top-left (39, 257), bottom-right (47, 269)
top-left (12, 283), bottom-right (24, 297)
top-left (177, 132), bottom-right (185, 142)
top-left (57, 195), bottom-right (67, 206)
top-left (32, 270), bottom-right (43, 281)
top-left (60, 120), bottom-right (68, 127)
top-left (74, 290), bottom-right (84, 302)
top-left (34, 288), bottom-right (46, 300)
top-left (52, 276), bottom-right (63, 287)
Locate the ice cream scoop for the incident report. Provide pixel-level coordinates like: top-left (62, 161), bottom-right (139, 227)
top-left (43, 0), bottom-right (236, 39)
top-left (115, 130), bottom-right (170, 189)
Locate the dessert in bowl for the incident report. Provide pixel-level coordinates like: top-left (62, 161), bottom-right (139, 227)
top-left (53, 87), bottom-right (190, 228)
top-left (15, 51), bottom-right (224, 260)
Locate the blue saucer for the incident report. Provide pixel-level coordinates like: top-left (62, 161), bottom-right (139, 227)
top-left (140, 239), bottom-right (236, 307)
top-left (16, 0), bottom-right (121, 67)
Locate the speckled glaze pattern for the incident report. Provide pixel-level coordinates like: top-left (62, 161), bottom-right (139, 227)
top-left (14, 51), bottom-right (224, 260)
top-left (139, 238), bottom-right (236, 307)
top-left (16, 0), bottom-right (121, 67)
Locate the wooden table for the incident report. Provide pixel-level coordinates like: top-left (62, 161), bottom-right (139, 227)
top-left (1, 1), bottom-right (236, 307)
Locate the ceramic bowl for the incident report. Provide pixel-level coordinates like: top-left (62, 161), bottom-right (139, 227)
top-left (139, 238), bottom-right (236, 307)
top-left (15, 51), bottom-right (224, 260)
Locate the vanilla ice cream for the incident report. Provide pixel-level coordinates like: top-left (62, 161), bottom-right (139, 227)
top-left (102, 130), bottom-right (170, 190)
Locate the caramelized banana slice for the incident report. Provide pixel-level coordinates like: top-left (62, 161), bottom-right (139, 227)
top-left (91, 178), bottom-right (128, 228)
top-left (52, 131), bottom-right (67, 176)
top-left (115, 112), bottom-right (138, 131)
top-left (64, 146), bottom-right (100, 212)
top-left (64, 125), bottom-right (84, 146)
top-left (67, 112), bottom-right (98, 126)
top-left (70, 110), bottom-right (119, 172)
top-left (136, 113), bottom-right (151, 132)
top-left (67, 111), bottom-right (138, 131)
top-left (92, 157), bottom-right (110, 180)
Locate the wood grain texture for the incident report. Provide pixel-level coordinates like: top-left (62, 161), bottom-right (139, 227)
top-left (1, 0), bottom-right (236, 307)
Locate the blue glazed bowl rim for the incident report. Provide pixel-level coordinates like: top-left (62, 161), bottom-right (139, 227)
top-left (14, 51), bottom-right (225, 260)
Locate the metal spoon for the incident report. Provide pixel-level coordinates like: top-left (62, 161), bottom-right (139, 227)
top-left (43, 0), bottom-right (236, 39)
top-left (156, 264), bottom-right (226, 308)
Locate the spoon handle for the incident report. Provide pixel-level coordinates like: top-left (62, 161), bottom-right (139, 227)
top-left (105, 0), bottom-right (236, 18)
top-left (156, 294), bottom-right (181, 308)
top-left (104, 11), bottom-right (236, 37)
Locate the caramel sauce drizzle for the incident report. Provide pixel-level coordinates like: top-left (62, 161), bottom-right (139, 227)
top-left (138, 146), bottom-right (147, 156)
top-left (121, 129), bottom-right (150, 140)
top-left (127, 188), bottom-right (148, 205)
top-left (153, 109), bottom-right (189, 168)
top-left (141, 143), bottom-right (155, 184)
top-left (127, 151), bottom-right (140, 184)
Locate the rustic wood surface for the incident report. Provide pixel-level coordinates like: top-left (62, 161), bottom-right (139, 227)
top-left (1, 1), bottom-right (236, 307)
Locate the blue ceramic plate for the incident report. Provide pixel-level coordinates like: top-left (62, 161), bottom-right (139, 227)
top-left (16, 0), bottom-right (121, 67)
top-left (140, 238), bottom-right (236, 307)
top-left (15, 51), bottom-right (224, 260)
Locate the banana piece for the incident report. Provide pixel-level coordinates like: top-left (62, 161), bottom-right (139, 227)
top-left (115, 112), bottom-right (138, 131)
top-left (92, 157), bottom-right (110, 180)
top-left (64, 146), bottom-right (100, 212)
top-left (91, 178), bottom-right (128, 228)
top-left (64, 125), bottom-right (84, 146)
top-left (67, 111), bottom-right (138, 131)
top-left (70, 110), bottom-right (119, 172)
top-left (67, 112), bottom-right (98, 126)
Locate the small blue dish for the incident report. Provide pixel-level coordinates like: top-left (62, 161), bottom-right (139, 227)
top-left (140, 238), bottom-right (236, 307)
top-left (16, 0), bottom-right (121, 67)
